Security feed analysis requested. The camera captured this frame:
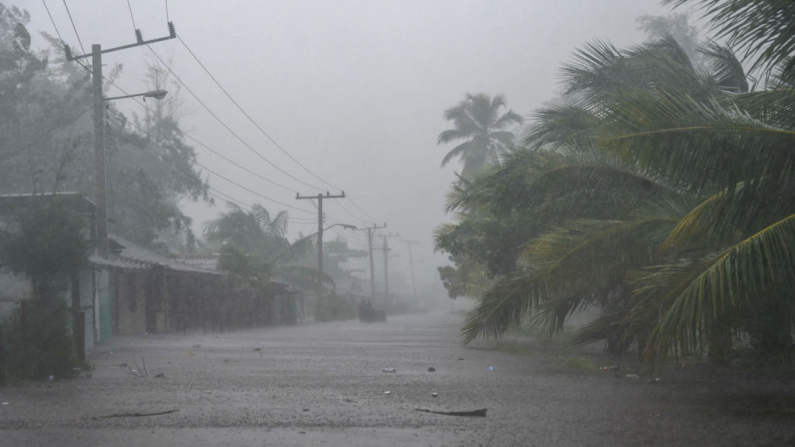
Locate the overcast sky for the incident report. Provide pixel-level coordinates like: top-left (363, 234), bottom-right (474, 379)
top-left (13, 0), bottom-right (670, 296)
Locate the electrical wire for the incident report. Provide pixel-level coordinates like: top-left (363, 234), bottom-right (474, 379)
top-left (61, 0), bottom-right (85, 55)
top-left (118, 116), bottom-right (316, 215)
top-left (41, 0), bottom-right (65, 44)
top-left (105, 82), bottom-right (354, 226)
top-left (146, 46), bottom-right (327, 192)
top-left (164, 0), bottom-right (169, 22)
top-left (176, 35), bottom-right (384, 224)
top-left (106, 82), bottom-right (299, 194)
top-left (125, 0), bottom-right (137, 30)
top-left (43, 2), bottom-right (380, 231)
top-left (177, 35), bottom-right (342, 192)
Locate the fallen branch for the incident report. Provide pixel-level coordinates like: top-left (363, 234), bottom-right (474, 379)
top-left (92, 409), bottom-right (179, 420)
top-left (414, 408), bottom-right (487, 417)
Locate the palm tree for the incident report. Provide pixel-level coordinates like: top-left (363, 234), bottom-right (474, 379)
top-left (447, 31), bottom-right (795, 363)
top-left (205, 203), bottom-right (331, 291)
top-left (438, 93), bottom-right (523, 179)
top-left (204, 203), bottom-right (289, 258)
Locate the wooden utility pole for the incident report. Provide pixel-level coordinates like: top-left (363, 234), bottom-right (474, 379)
top-left (379, 233), bottom-right (399, 296)
top-left (400, 239), bottom-right (419, 303)
top-left (65, 23), bottom-right (176, 258)
top-left (353, 223), bottom-right (387, 300)
top-left (296, 192), bottom-right (345, 273)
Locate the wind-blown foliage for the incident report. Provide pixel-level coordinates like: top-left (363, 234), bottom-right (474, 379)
top-left (439, 18), bottom-right (795, 363)
top-left (205, 203), bottom-right (332, 292)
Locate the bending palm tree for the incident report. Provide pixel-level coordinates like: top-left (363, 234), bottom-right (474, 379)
top-left (447, 32), bottom-right (795, 363)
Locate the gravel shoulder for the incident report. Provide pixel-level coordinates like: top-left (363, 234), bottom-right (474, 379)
top-left (1, 312), bottom-right (794, 446)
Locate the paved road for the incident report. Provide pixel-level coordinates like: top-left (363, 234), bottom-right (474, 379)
top-left (1, 312), bottom-right (794, 446)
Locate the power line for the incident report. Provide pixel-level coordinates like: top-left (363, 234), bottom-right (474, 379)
top-left (127, 0), bottom-right (138, 30)
top-left (347, 196), bottom-right (383, 223)
top-left (105, 82), bottom-right (352, 225)
top-left (106, 81), bottom-right (300, 194)
top-left (48, 2), bottom-right (379, 228)
top-left (164, 0), bottom-right (169, 22)
top-left (41, 0), bottom-right (65, 43)
top-left (117, 116), bottom-right (316, 215)
top-left (176, 35), bottom-right (342, 191)
top-left (145, 46), bottom-right (327, 192)
top-left (111, 121), bottom-right (312, 225)
top-left (175, 35), bottom-right (384, 224)
top-left (61, 0), bottom-right (85, 55)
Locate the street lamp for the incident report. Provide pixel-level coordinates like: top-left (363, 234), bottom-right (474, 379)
top-left (104, 89), bottom-right (169, 102)
top-left (94, 89), bottom-right (169, 258)
top-left (324, 223), bottom-right (357, 232)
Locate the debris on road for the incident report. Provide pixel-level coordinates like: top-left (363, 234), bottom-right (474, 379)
top-left (383, 391), bottom-right (392, 395)
top-left (253, 348), bottom-right (262, 351)
top-left (91, 409), bottom-right (179, 420)
top-left (626, 374), bottom-right (640, 379)
top-left (457, 358), bottom-right (465, 361)
top-left (154, 373), bottom-right (165, 378)
top-left (431, 393), bottom-right (438, 398)
top-left (427, 367), bottom-right (436, 372)
top-left (415, 408), bottom-right (488, 417)
top-left (382, 368), bottom-right (397, 373)
top-left (302, 408), bottom-right (310, 412)
top-left (487, 366), bottom-right (494, 371)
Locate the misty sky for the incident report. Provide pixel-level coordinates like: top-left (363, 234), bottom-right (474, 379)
top-left (13, 0), bottom-right (670, 295)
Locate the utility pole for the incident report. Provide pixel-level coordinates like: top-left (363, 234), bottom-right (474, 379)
top-left (400, 239), bottom-right (419, 303)
top-left (379, 233), bottom-right (399, 296)
top-left (353, 223), bottom-right (387, 300)
top-left (296, 191), bottom-right (345, 273)
top-left (65, 23), bottom-right (177, 258)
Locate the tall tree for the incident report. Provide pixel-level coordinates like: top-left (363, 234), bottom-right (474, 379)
top-left (0, 6), bottom-right (209, 252)
top-left (437, 93), bottom-right (523, 179)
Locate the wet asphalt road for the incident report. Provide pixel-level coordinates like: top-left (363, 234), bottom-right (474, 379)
top-left (1, 312), bottom-right (794, 446)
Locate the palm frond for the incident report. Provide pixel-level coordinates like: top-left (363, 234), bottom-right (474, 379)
top-left (524, 100), bottom-right (599, 150)
top-left (461, 267), bottom-right (544, 344)
top-left (666, 0), bottom-right (795, 80)
top-left (271, 233), bottom-right (316, 265)
top-left (440, 141), bottom-right (473, 168)
top-left (600, 88), bottom-right (795, 192)
top-left (701, 40), bottom-right (749, 94)
top-left (635, 212), bottom-right (795, 360)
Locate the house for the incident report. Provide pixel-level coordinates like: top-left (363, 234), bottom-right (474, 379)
top-left (102, 238), bottom-right (299, 335)
top-left (0, 192), bottom-right (299, 355)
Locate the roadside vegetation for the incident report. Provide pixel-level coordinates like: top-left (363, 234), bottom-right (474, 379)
top-left (435, 0), bottom-right (795, 367)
